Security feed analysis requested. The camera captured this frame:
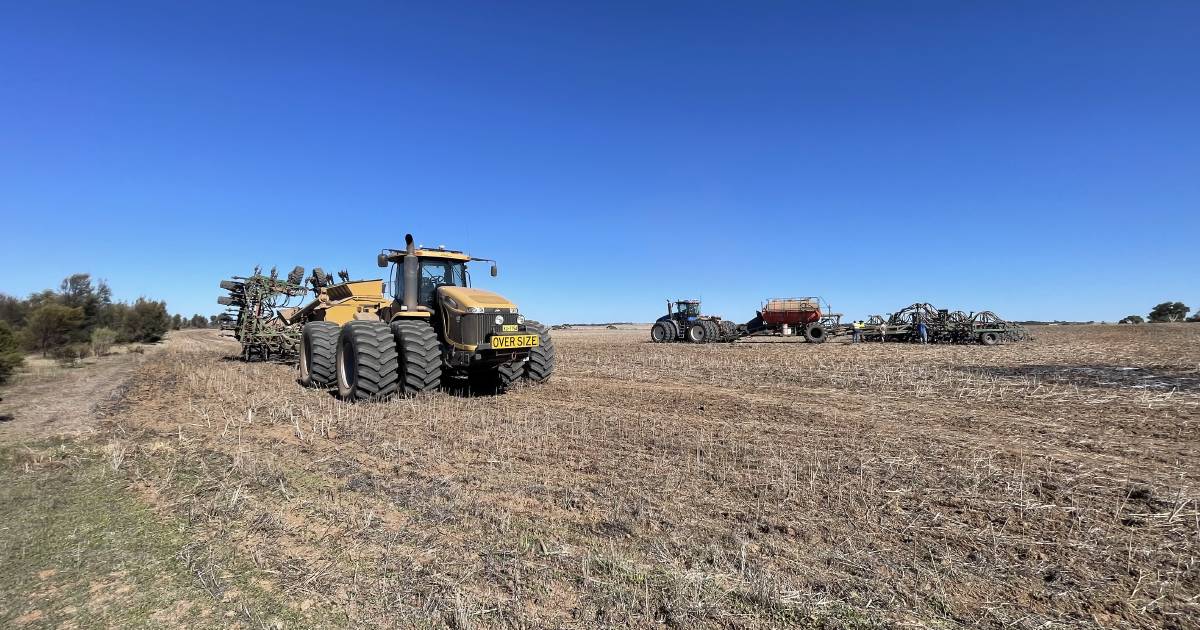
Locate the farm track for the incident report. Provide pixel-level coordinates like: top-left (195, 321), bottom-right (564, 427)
top-left (9, 325), bottom-right (1200, 628)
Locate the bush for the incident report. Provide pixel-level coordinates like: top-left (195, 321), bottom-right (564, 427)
top-left (120, 299), bottom-right (170, 343)
top-left (1118, 315), bottom-right (1144, 324)
top-left (91, 327), bottom-right (118, 357)
top-left (0, 321), bottom-right (24, 384)
top-left (51, 343), bottom-right (90, 368)
top-left (24, 303), bottom-right (85, 356)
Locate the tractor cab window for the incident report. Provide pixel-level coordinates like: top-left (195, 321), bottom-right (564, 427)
top-left (678, 302), bottom-right (700, 317)
top-left (419, 259), bottom-right (466, 306)
top-left (392, 258), bottom-right (467, 307)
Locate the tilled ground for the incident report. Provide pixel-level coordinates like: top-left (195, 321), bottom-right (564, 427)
top-left (91, 326), bottom-right (1200, 627)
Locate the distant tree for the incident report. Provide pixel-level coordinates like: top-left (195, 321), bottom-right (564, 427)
top-left (122, 299), bottom-right (171, 343)
top-left (0, 294), bottom-right (29, 328)
top-left (171, 313), bottom-right (184, 330)
top-left (25, 289), bottom-right (60, 310)
top-left (189, 314), bottom-right (208, 329)
top-left (209, 315), bottom-right (219, 327)
top-left (0, 321), bottom-right (24, 384)
top-left (58, 273), bottom-right (112, 336)
top-left (90, 327), bottom-right (117, 357)
top-left (24, 303), bottom-right (85, 356)
top-left (1148, 302), bottom-right (1190, 323)
top-left (1118, 315), bottom-right (1144, 324)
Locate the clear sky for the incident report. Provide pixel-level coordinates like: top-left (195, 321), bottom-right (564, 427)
top-left (2, 1), bottom-right (1197, 324)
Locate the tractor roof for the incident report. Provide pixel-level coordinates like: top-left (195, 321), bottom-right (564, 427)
top-left (382, 247), bottom-right (471, 263)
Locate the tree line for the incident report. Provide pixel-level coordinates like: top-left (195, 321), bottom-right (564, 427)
top-left (0, 273), bottom-right (183, 383)
top-left (1119, 301), bottom-right (1197, 324)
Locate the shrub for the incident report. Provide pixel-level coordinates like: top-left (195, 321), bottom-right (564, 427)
top-left (120, 299), bottom-right (170, 343)
top-left (24, 303), bottom-right (85, 356)
top-left (51, 343), bottom-right (90, 367)
top-left (91, 327), bottom-right (118, 357)
top-left (0, 321), bottom-right (24, 384)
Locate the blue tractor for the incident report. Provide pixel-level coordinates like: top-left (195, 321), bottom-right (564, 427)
top-left (650, 299), bottom-right (736, 343)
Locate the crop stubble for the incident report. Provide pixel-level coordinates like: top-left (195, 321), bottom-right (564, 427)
top-left (104, 325), bottom-right (1198, 628)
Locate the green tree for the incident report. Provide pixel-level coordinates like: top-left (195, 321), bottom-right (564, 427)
top-left (1148, 302), bottom-right (1190, 323)
top-left (171, 314), bottom-right (183, 330)
top-left (121, 298), bottom-right (170, 343)
top-left (189, 314), bottom-right (208, 328)
top-left (24, 303), bottom-right (85, 356)
top-left (59, 273), bottom-right (112, 336)
top-left (1119, 315), bottom-right (1144, 324)
top-left (0, 321), bottom-right (24, 384)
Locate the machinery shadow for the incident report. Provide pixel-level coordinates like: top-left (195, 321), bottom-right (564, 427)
top-left (960, 364), bottom-right (1200, 392)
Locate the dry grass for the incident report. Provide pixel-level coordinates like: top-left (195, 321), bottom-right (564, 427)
top-left (84, 326), bottom-right (1200, 627)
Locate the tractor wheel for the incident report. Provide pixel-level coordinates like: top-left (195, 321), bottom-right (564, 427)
top-left (719, 320), bottom-right (736, 340)
top-left (651, 322), bottom-right (670, 343)
top-left (336, 321), bottom-right (400, 401)
top-left (702, 320), bottom-right (720, 342)
top-left (686, 323), bottom-right (706, 343)
top-left (662, 320), bottom-right (679, 341)
top-left (391, 319), bottom-right (444, 396)
top-left (497, 359), bottom-right (524, 391)
top-left (299, 321), bottom-right (339, 387)
top-left (523, 320), bottom-right (556, 383)
top-left (803, 322), bottom-right (827, 344)
top-left (979, 332), bottom-right (999, 346)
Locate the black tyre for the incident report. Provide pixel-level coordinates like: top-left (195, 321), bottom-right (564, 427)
top-left (662, 320), bottom-right (679, 341)
top-left (651, 322), bottom-right (670, 343)
top-left (391, 319), bottom-right (444, 396)
top-left (686, 323), bottom-right (706, 343)
top-left (336, 321), bottom-right (399, 401)
top-left (300, 321), bottom-right (339, 387)
top-left (803, 322), bottom-right (827, 343)
top-left (719, 320), bottom-right (736, 340)
top-left (979, 332), bottom-right (999, 346)
top-left (497, 359), bottom-right (524, 392)
top-left (702, 320), bottom-right (720, 342)
top-left (523, 320), bottom-right (556, 383)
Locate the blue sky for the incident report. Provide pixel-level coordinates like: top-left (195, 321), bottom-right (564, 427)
top-left (1, 1), bottom-right (1197, 324)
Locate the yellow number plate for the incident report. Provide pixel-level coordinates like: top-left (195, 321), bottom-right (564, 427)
top-left (501, 324), bottom-right (518, 332)
top-left (491, 334), bottom-right (539, 349)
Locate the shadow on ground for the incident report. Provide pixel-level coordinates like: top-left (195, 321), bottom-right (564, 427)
top-left (962, 364), bottom-right (1200, 392)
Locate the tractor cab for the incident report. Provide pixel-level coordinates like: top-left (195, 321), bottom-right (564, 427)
top-left (671, 300), bottom-right (702, 321)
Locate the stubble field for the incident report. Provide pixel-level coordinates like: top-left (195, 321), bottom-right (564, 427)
top-left (3, 324), bottom-right (1198, 628)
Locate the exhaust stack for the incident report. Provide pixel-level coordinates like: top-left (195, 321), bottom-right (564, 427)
top-left (403, 233), bottom-right (419, 311)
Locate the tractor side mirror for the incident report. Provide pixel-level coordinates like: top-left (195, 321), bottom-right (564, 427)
top-left (490, 264), bottom-right (498, 277)
top-left (376, 253), bottom-right (388, 268)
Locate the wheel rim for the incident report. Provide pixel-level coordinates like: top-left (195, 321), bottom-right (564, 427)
top-left (299, 337), bottom-right (311, 381)
top-left (338, 338), bottom-right (354, 391)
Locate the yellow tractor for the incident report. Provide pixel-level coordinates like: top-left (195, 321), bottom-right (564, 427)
top-left (286, 234), bottom-right (554, 400)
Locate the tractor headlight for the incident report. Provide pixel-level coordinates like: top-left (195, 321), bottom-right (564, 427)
top-left (494, 315), bottom-right (505, 325)
top-left (516, 315), bottom-right (525, 325)
top-left (467, 307), bottom-right (484, 314)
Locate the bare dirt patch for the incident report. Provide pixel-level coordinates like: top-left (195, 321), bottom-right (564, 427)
top-left (0, 331), bottom-right (214, 445)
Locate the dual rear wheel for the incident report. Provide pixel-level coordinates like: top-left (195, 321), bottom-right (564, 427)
top-left (300, 318), bottom-right (554, 401)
